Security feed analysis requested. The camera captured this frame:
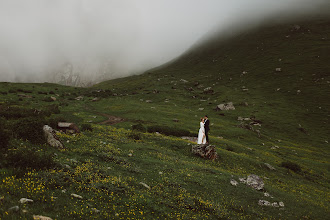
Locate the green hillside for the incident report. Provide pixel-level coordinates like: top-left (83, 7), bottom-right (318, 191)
top-left (1, 16), bottom-right (329, 219)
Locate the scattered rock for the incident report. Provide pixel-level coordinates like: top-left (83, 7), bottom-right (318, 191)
top-left (75, 96), bottom-right (84, 101)
top-left (128, 153), bottom-right (133, 157)
top-left (279, 202), bottom-right (285, 207)
top-left (264, 163), bottom-right (276, 170)
top-left (91, 208), bottom-right (100, 213)
top-left (247, 174), bottom-right (264, 190)
top-left (33, 215), bottom-right (53, 220)
top-left (139, 182), bottom-right (151, 190)
top-left (58, 122), bottom-right (80, 134)
top-left (43, 125), bottom-right (64, 149)
top-left (275, 68), bottom-right (282, 72)
top-left (264, 192), bottom-right (270, 197)
top-left (198, 108), bottom-right (204, 111)
top-left (272, 202), bottom-right (279, 207)
top-left (191, 144), bottom-right (218, 160)
top-left (216, 102), bottom-right (235, 111)
top-left (230, 179), bottom-right (238, 186)
top-left (19, 198), bottom-right (33, 204)
top-left (91, 97), bottom-right (99, 102)
top-left (145, 100), bottom-right (152, 103)
top-left (71, 193), bottom-right (83, 199)
top-left (239, 178), bottom-right (247, 184)
top-left (258, 200), bottom-right (271, 206)
top-left (50, 96), bottom-right (57, 101)
top-left (8, 206), bottom-right (19, 212)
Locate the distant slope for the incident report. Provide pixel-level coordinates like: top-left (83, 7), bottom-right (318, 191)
top-left (95, 15), bottom-right (330, 147)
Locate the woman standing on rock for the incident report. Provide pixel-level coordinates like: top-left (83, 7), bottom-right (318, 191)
top-left (197, 117), bottom-right (206, 144)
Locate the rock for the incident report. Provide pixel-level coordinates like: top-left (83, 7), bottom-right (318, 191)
top-left (50, 96), bottom-right (57, 101)
top-left (272, 202), bottom-right (279, 207)
top-left (19, 198), bottom-right (33, 203)
top-left (198, 108), bottom-right (204, 111)
top-left (191, 144), bottom-right (218, 160)
top-left (239, 178), bottom-right (247, 184)
top-left (75, 96), bottom-right (84, 101)
top-left (264, 163), bottom-right (276, 170)
top-left (264, 192), bottom-right (270, 197)
top-left (33, 215), bottom-right (53, 220)
top-left (173, 119), bottom-right (179, 122)
top-left (146, 100), bottom-right (152, 103)
top-left (8, 206), bottom-right (19, 212)
top-left (258, 200), bottom-right (271, 206)
top-left (275, 68), bottom-right (282, 72)
top-left (57, 122), bottom-right (80, 134)
top-left (279, 202), bottom-right (285, 207)
top-left (91, 208), bottom-right (100, 213)
top-left (139, 182), bottom-right (151, 190)
top-left (71, 193), bottom-right (83, 199)
top-left (128, 153), bottom-right (133, 157)
top-left (247, 174), bottom-right (264, 190)
top-left (216, 102), bottom-right (235, 111)
top-left (43, 125), bottom-right (64, 149)
top-left (230, 179), bottom-right (238, 186)
top-left (92, 97), bottom-right (99, 102)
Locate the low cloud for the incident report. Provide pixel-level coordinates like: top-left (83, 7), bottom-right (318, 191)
top-left (0, 0), bottom-right (328, 85)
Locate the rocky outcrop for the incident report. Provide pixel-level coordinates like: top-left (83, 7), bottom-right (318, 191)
top-left (216, 102), bottom-right (235, 111)
top-left (192, 144), bottom-right (218, 160)
top-left (43, 125), bottom-right (64, 149)
top-left (247, 174), bottom-right (264, 190)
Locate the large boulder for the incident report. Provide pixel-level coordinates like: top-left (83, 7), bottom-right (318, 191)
top-left (216, 102), bottom-right (235, 111)
top-left (192, 144), bottom-right (218, 160)
top-left (43, 125), bottom-right (64, 149)
top-left (247, 174), bottom-right (264, 190)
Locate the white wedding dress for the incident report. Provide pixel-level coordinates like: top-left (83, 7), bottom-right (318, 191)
top-left (197, 122), bottom-right (206, 144)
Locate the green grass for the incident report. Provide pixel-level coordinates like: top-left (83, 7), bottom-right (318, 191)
top-left (1, 16), bottom-right (330, 219)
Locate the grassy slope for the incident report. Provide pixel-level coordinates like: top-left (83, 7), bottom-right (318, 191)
top-left (0, 16), bottom-right (329, 219)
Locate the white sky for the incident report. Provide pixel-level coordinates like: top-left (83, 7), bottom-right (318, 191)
top-left (0, 0), bottom-right (327, 83)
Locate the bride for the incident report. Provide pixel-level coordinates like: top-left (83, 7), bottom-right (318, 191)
top-left (197, 117), bottom-right (207, 144)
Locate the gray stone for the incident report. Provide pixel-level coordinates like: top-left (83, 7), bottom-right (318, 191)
top-left (43, 125), bottom-right (64, 149)
top-left (8, 206), bottom-right (19, 212)
top-left (230, 179), bottom-right (238, 186)
top-left (264, 163), bottom-right (276, 170)
top-left (139, 182), bottom-right (151, 190)
top-left (258, 200), bottom-right (271, 206)
top-left (247, 174), bottom-right (264, 190)
top-left (216, 102), bottom-right (235, 111)
top-left (19, 198), bottom-right (33, 203)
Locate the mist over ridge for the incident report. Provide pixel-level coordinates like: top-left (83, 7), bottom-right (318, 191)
top-left (0, 0), bottom-right (328, 86)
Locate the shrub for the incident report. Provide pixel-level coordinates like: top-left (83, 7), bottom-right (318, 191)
top-left (128, 131), bottom-right (141, 140)
top-left (49, 91), bottom-right (55, 94)
top-left (81, 123), bottom-right (93, 132)
top-left (226, 146), bottom-right (234, 152)
top-left (46, 104), bottom-right (60, 114)
top-left (0, 127), bottom-right (10, 151)
top-left (6, 147), bottom-right (57, 170)
top-left (132, 123), bottom-right (146, 132)
top-left (14, 117), bottom-right (46, 144)
top-left (147, 125), bottom-right (192, 137)
top-left (280, 161), bottom-right (302, 173)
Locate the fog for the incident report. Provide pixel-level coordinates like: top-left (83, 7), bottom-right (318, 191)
top-left (0, 0), bottom-right (327, 86)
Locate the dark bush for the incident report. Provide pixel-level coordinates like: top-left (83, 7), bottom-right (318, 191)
top-left (6, 147), bottom-right (57, 170)
top-left (14, 117), bottom-right (46, 144)
top-left (8, 89), bottom-right (16, 93)
top-left (226, 146), bottom-right (234, 152)
top-left (18, 98), bottom-right (23, 101)
top-left (46, 104), bottom-right (60, 114)
top-left (280, 161), bottom-right (302, 173)
top-left (132, 123), bottom-right (146, 132)
top-left (128, 131), bottom-right (141, 140)
top-left (0, 125), bottom-right (10, 151)
top-left (81, 123), bottom-right (93, 132)
top-left (49, 91), bottom-right (55, 94)
top-left (0, 91), bottom-right (8, 95)
top-left (147, 125), bottom-right (192, 137)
